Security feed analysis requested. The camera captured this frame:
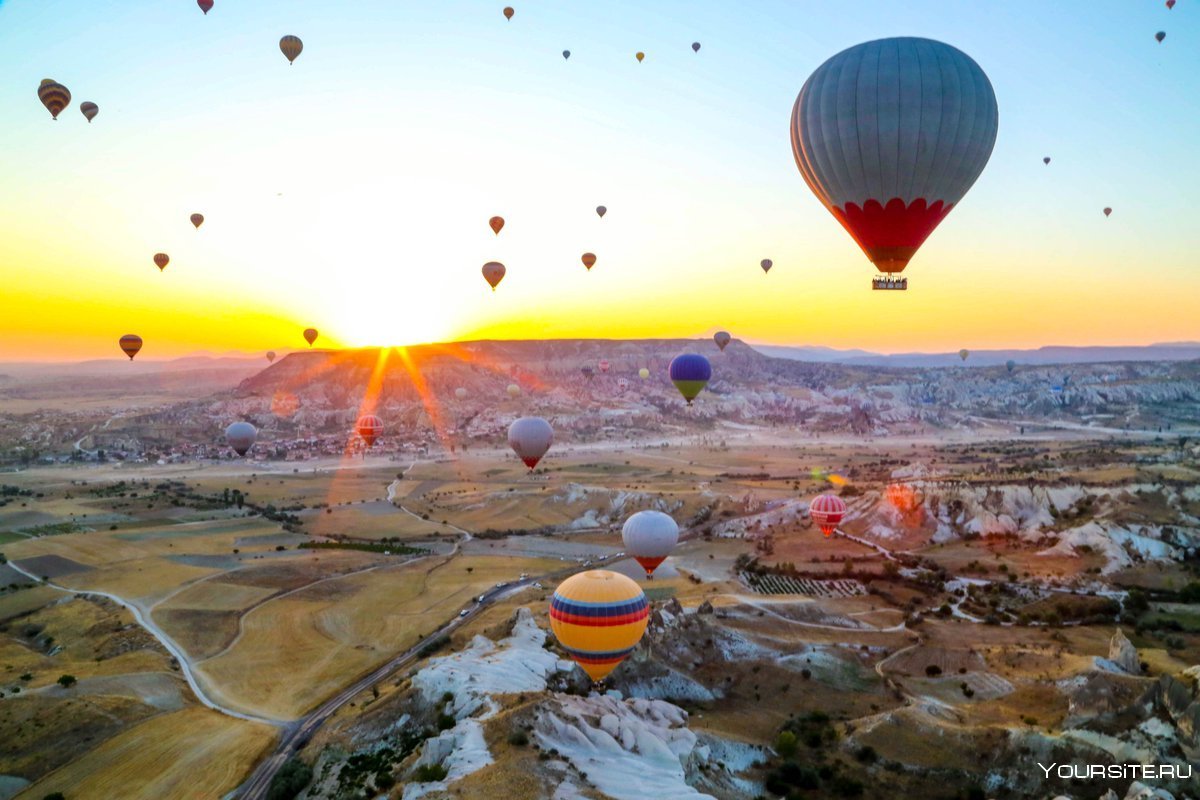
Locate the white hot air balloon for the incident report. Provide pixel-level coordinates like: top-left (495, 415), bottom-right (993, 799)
top-left (225, 421), bottom-right (258, 456)
top-left (791, 37), bottom-right (999, 290)
top-left (508, 416), bottom-right (553, 470)
top-left (455, 387), bottom-right (468, 400)
top-left (622, 510), bottom-right (680, 579)
top-left (506, 383), bottom-right (521, 398)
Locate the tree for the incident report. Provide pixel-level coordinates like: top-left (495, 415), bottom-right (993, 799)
top-left (267, 758), bottom-right (312, 800)
top-left (774, 730), bottom-right (798, 758)
top-left (925, 665), bottom-right (942, 677)
top-left (42, 794), bottom-right (66, 800)
top-left (57, 675), bottom-right (77, 688)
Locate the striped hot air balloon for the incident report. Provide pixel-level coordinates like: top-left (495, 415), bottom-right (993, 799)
top-left (38, 80), bottom-right (71, 120)
top-left (549, 570), bottom-right (649, 682)
top-left (482, 261), bottom-right (505, 290)
top-left (668, 353), bottom-right (711, 405)
top-left (356, 415), bottom-right (383, 447)
top-left (154, 253), bottom-right (169, 271)
top-left (280, 35), bottom-right (303, 64)
top-left (80, 102), bottom-right (99, 123)
top-left (809, 493), bottom-right (847, 537)
top-left (714, 331), bottom-right (731, 351)
top-left (582, 252), bottom-right (597, 271)
top-left (119, 335), bottom-right (143, 361)
top-left (791, 38), bottom-right (998, 283)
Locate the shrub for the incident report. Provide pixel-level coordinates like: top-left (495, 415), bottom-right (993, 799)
top-left (412, 764), bottom-right (448, 783)
top-left (508, 730), bottom-right (530, 747)
top-left (266, 758), bottom-right (312, 800)
top-left (774, 730), bottom-right (798, 758)
top-left (925, 664), bottom-right (942, 677)
top-left (56, 675), bottom-right (77, 688)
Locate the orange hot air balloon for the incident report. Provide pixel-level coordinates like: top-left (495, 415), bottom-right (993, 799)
top-left (581, 252), bottom-right (596, 270)
top-left (190, 213), bottom-right (204, 229)
top-left (549, 570), bottom-right (649, 682)
top-left (38, 80), bottom-right (71, 120)
top-left (635, 52), bottom-right (645, 62)
top-left (280, 35), bottom-right (303, 64)
top-left (80, 102), bottom-right (99, 123)
top-left (356, 415), bottom-right (383, 447)
top-left (154, 253), bottom-right (170, 271)
top-left (198, 0), bottom-right (214, 13)
top-left (489, 216), bottom-right (505, 235)
top-left (266, 351), bottom-right (276, 363)
top-left (809, 493), bottom-right (847, 537)
top-left (119, 335), bottom-right (143, 361)
top-left (503, 6), bottom-right (514, 20)
top-left (482, 261), bottom-right (506, 290)
top-left (303, 328), bottom-right (318, 346)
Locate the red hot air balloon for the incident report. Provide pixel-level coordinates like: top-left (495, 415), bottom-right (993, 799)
top-left (489, 216), bottom-right (505, 235)
top-left (598, 359), bottom-right (610, 373)
top-left (1167, 0), bottom-right (1176, 8)
top-left (809, 493), bottom-right (847, 537)
top-left (303, 328), bottom-right (318, 346)
top-left (119, 335), bottom-right (143, 361)
top-left (154, 253), bottom-right (170, 271)
top-left (482, 261), bottom-right (506, 290)
top-left (791, 38), bottom-right (998, 290)
top-left (356, 415), bottom-right (383, 447)
top-left (1103, 207), bottom-right (1112, 218)
top-left (581, 252), bottom-right (597, 270)
top-left (198, 0), bottom-right (214, 14)
top-left (503, 6), bottom-right (514, 20)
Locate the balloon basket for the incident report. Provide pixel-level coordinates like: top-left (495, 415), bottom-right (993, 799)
top-left (872, 276), bottom-right (907, 291)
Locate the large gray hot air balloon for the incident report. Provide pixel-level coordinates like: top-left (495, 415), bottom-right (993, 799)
top-left (507, 417), bottom-right (552, 470)
top-left (225, 421), bottom-right (258, 456)
top-left (621, 510), bottom-right (680, 579)
top-left (791, 38), bottom-right (998, 288)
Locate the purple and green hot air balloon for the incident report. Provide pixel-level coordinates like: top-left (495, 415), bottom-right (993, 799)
top-left (668, 354), bottom-right (711, 405)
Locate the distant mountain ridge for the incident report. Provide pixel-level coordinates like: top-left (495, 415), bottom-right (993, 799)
top-left (755, 342), bottom-right (1200, 367)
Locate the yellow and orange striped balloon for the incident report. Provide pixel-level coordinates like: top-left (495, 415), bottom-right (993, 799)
top-left (549, 570), bottom-right (649, 682)
top-left (119, 334), bottom-right (143, 360)
top-left (38, 80), bottom-right (71, 120)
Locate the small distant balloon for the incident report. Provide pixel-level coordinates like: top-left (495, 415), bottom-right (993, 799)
top-left (563, 50), bottom-right (570, 60)
top-left (225, 421), bottom-right (258, 457)
top-left (1167, 0), bottom-right (1176, 8)
top-left (506, 383), bottom-right (521, 398)
top-left (1103, 207), bottom-right (1112, 217)
top-left (638, 367), bottom-right (650, 379)
top-left (489, 216), bottom-right (505, 235)
top-left (581, 366), bottom-right (594, 381)
top-left (636, 52), bottom-right (645, 62)
top-left (596, 205), bottom-right (607, 218)
top-left (280, 35), bottom-right (303, 64)
top-left (198, 0), bottom-right (214, 13)
top-left (154, 253), bottom-right (170, 272)
top-left (356, 415), bottom-right (383, 447)
top-left (119, 335), bottom-right (143, 361)
top-left (303, 328), bottom-right (318, 346)
top-left (38, 80), bottom-right (71, 120)
top-left (714, 331), bottom-right (731, 351)
top-left (80, 102), bottom-right (98, 123)
top-left (760, 259), bottom-right (773, 274)
top-left (598, 359), bottom-right (610, 373)
top-left (266, 351), bottom-right (276, 363)
top-left (809, 493), bottom-right (847, 537)
top-left (1156, 31), bottom-right (1166, 43)
top-left (1005, 359), bottom-right (1016, 374)
top-left (190, 213), bottom-right (204, 229)
top-left (1043, 157), bottom-right (1051, 165)
top-left (668, 353), bottom-right (711, 405)
top-left (692, 42), bottom-right (701, 53)
top-left (503, 6), bottom-right (514, 20)
top-left (959, 349), bottom-right (970, 362)
top-left (455, 387), bottom-right (468, 400)
top-left (581, 252), bottom-right (596, 271)
top-left (482, 261), bottom-right (506, 291)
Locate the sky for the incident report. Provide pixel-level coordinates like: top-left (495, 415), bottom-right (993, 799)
top-left (1, 0), bottom-right (1198, 361)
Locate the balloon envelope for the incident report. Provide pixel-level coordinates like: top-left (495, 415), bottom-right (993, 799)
top-left (1103, 207), bottom-right (1112, 217)
top-left (791, 38), bottom-right (998, 276)
top-left (280, 35), bottom-right (303, 63)
top-left (582, 252), bottom-right (596, 270)
top-left (668, 354), bottom-right (712, 405)
top-left (596, 206), bottom-right (607, 218)
top-left (508, 416), bottom-right (552, 469)
top-left (489, 216), bottom-right (505, 235)
top-left (154, 253), bottom-right (169, 271)
top-left (119, 335), bottom-right (143, 361)
top-left (622, 510), bottom-right (680, 578)
top-left (1006, 359), bottom-right (1016, 373)
top-left (635, 52), bottom-right (644, 62)
top-left (760, 259), bottom-right (773, 273)
top-left (1043, 157), bottom-right (1051, 165)
top-left (356, 415), bottom-right (383, 447)
top-left (266, 351), bottom-right (276, 363)
top-left (455, 387), bottom-right (468, 400)
top-left (225, 422), bottom-right (258, 456)
top-left (190, 213), bottom-right (204, 229)
top-left (198, 0), bottom-right (213, 13)
top-left (80, 102), bottom-right (99, 123)
top-left (563, 50), bottom-right (570, 60)
top-left (692, 42), bottom-right (701, 52)
top-left (503, 6), bottom-right (514, 19)
top-left (37, 81), bottom-right (71, 120)
top-left (549, 570), bottom-right (649, 682)
top-left (303, 328), bottom-right (318, 346)
top-left (506, 383), bottom-right (521, 398)
top-left (638, 367), bottom-right (650, 379)
top-left (482, 261), bottom-right (506, 290)
top-left (714, 331), bottom-right (731, 351)
top-left (1156, 31), bottom-right (1166, 42)
top-left (810, 493), bottom-right (847, 537)
top-left (959, 349), bottom-right (969, 362)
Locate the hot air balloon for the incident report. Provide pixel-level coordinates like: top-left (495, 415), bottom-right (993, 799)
top-left (617, 378), bottom-right (629, 392)
top-left (581, 366), bottom-right (594, 381)
top-left (638, 367), bottom-right (650, 379)
top-left (622, 510), bottom-right (679, 579)
top-left (225, 421), bottom-right (258, 457)
top-left (482, 261), bottom-right (506, 290)
top-left (1005, 359), bottom-right (1016, 374)
top-left (809, 493), bottom-right (847, 537)
top-left (508, 416), bottom-right (551, 469)
top-left (549, 570), bottom-right (649, 682)
top-left (80, 102), bottom-right (98, 123)
top-left (280, 35), bottom-right (303, 64)
top-left (668, 354), bottom-right (711, 405)
top-left (1043, 157), bottom-right (1051, 165)
top-left (119, 335), bottom-right (143, 361)
top-left (198, 0), bottom-right (214, 14)
top-left (1103, 207), bottom-right (1112, 218)
top-left (190, 213), bottom-right (204, 229)
top-left (503, 6), bottom-right (514, 20)
top-left (489, 216), bottom-right (505, 235)
top-left (303, 328), bottom-right (318, 346)
top-left (38, 80), bottom-right (71, 120)
top-left (760, 259), bottom-right (773, 274)
top-left (635, 52), bottom-right (645, 62)
top-left (598, 359), bottom-right (610, 373)
top-left (1156, 31), bottom-right (1166, 43)
top-left (582, 253), bottom-right (597, 271)
top-left (791, 38), bottom-right (998, 290)
top-left (455, 387), bottom-right (468, 400)
top-left (714, 331), bottom-right (731, 351)
top-left (563, 50), bottom-right (570, 60)
top-left (266, 351), bottom-right (276, 363)
top-left (1167, 0), bottom-right (1176, 8)
top-left (356, 415), bottom-right (383, 447)
top-left (692, 42), bottom-right (701, 53)
top-left (596, 206), bottom-right (607, 218)
top-left (154, 253), bottom-right (169, 272)
top-left (959, 349), bottom-right (969, 362)
top-left (506, 383), bottom-right (521, 398)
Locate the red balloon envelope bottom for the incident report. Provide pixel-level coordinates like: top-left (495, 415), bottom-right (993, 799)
top-left (831, 197), bottom-right (954, 274)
